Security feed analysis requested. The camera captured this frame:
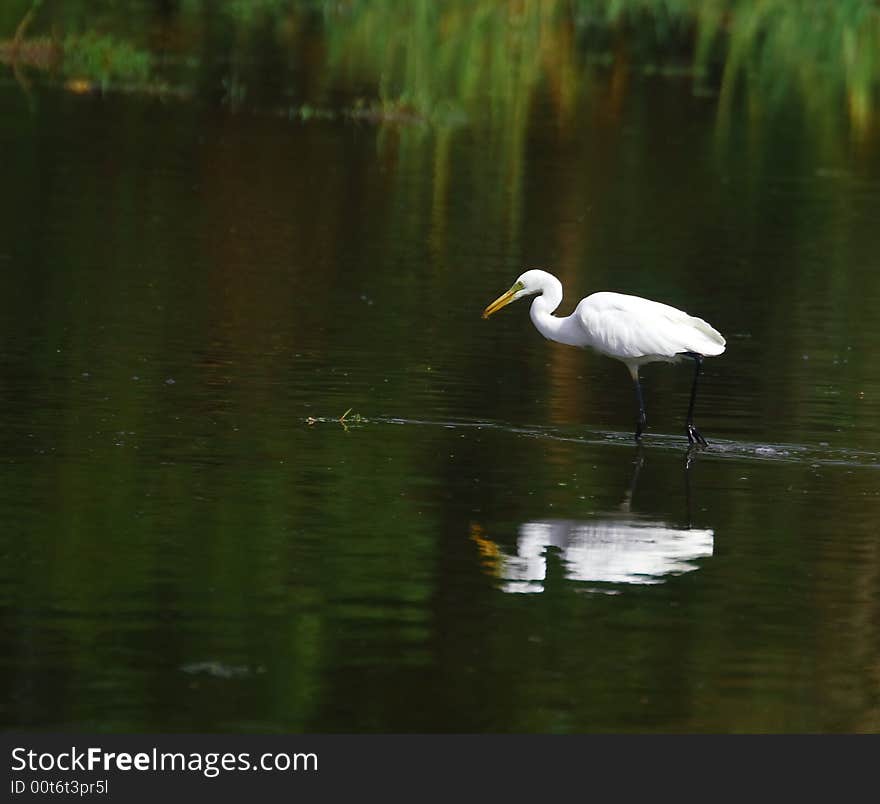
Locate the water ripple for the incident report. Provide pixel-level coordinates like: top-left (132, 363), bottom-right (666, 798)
top-left (373, 417), bottom-right (880, 469)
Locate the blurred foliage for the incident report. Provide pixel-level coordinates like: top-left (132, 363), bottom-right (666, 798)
top-left (0, 0), bottom-right (877, 132)
top-left (316, 0), bottom-right (573, 126)
top-left (60, 32), bottom-right (151, 84)
top-left (579, 0), bottom-right (880, 133)
top-left (0, 0), bottom-right (152, 86)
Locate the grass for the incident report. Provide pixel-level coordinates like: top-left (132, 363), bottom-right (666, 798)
top-left (306, 409), bottom-right (369, 430)
top-left (2, 1), bottom-right (877, 133)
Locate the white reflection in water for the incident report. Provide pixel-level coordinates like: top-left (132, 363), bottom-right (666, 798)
top-left (489, 518), bottom-right (713, 593)
top-left (472, 453), bottom-right (714, 593)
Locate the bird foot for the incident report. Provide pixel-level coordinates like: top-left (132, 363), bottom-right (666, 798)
top-left (685, 444), bottom-right (701, 470)
top-left (634, 414), bottom-right (647, 441)
top-left (686, 423), bottom-right (707, 448)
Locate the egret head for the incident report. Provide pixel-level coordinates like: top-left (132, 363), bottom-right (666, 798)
top-left (482, 270), bottom-right (548, 319)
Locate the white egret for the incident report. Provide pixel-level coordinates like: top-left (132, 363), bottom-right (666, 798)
top-left (482, 269), bottom-right (726, 445)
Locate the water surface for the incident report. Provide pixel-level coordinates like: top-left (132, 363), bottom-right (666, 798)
top-left (1, 4), bottom-right (880, 733)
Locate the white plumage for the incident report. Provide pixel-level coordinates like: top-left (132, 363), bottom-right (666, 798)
top-left (482, 269), bottom-right (726, 445)
top-left (574, 291), bottom-right (726, 362)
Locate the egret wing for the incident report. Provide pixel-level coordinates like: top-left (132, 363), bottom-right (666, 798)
top-left (575, 292), bottom-right (726, 360)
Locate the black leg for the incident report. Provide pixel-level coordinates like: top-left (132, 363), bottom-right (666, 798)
top-left (684, 447), bottom-right (695, 525)
top-left (620, 446), bottom-right (646, 513)
top-left (684, 353), bottom-right (708, 447)
top-left (633, 373), bottom-right (647, 441)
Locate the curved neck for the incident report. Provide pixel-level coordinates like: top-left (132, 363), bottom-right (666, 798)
top-left (529, 276), bottom-right (583, 346)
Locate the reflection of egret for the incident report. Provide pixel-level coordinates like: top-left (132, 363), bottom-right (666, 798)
top-left (476, 519), bottom-right (714, 594)
top-left (470, 454), bottom-right (713, 593)
top-left (483, 269), bottom-right (726, 445)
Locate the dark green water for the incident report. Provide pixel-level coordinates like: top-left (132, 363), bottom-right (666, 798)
top-left (2, 5), bottom-right (880, 733)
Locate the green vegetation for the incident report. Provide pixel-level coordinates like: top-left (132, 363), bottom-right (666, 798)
top-left (59, 32), bottom-right (151, 85)
top-left (590, 0), bottom-right (880, 133)
top-left (0, 1), bottom-right (152, 87)
top-left (1, 0), bottom-right (877, 132)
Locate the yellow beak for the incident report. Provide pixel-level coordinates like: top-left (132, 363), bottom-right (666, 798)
top-left (482, 282), bottom-right (523, 319)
